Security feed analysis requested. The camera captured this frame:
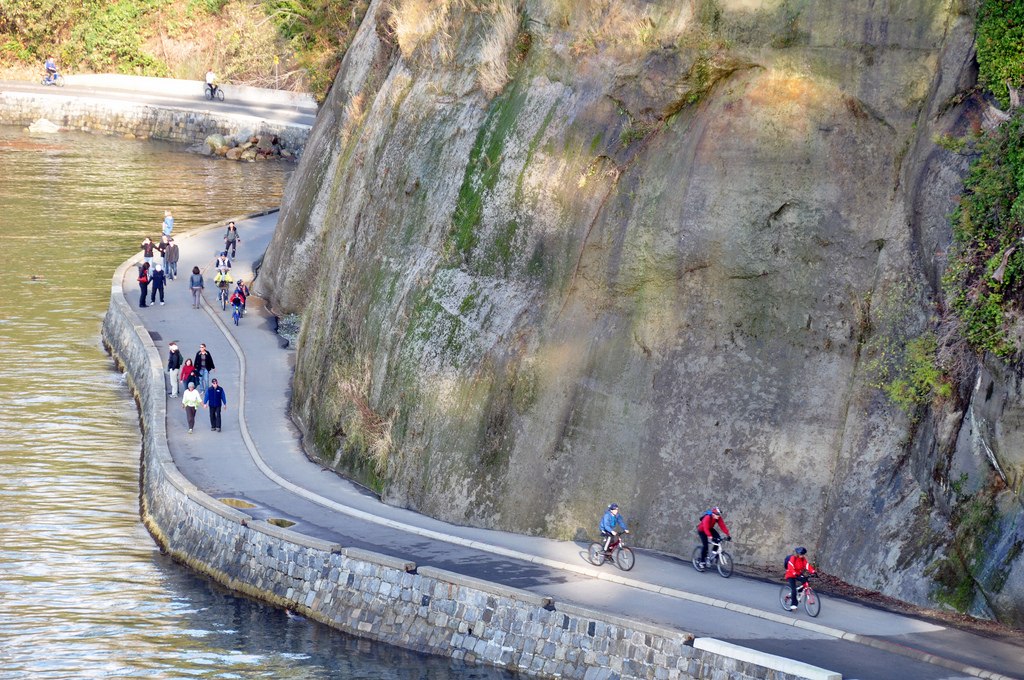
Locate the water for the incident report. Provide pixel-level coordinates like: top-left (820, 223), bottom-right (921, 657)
top-left (0, 126), bottom-right (509, 680)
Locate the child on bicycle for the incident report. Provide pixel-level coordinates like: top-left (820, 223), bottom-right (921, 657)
top-left (229, 288), bottom-right (245, 314)
top-left (231, 282), bottom-right (247, 314)
top-left (784, 547), bottom-right (816, 610)
top-left (599, 503), bottom-right (628, 553)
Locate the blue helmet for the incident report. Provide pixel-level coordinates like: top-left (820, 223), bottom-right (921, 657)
top-left (795, 547), bottom-right (807, 555)
top-left (608, 503), bottom-right (618, 511)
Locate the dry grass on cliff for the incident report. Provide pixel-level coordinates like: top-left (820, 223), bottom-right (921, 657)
top-left (477, 0), bottom-right (521, 97)
top-left (339, 378), bottom-right (394, 476)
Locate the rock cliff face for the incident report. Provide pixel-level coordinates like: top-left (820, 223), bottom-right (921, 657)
top-left (256, 0), bottom-right (1024, 624)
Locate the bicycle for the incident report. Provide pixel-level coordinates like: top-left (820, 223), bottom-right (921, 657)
top-left (232, 301), bottom-right (241, 325)
top-left (587, 534), bottom-right (635, 571)
top-left (218, 285), bottom-right (230, 310)
top-left (692, 536), bottom-right (733, 578)
top-left (779, 575), bottom-right (821, 617)
top-left (42, 71), bottom-right (65, 87)
top-left (205, 83), bottom-right (225, 101)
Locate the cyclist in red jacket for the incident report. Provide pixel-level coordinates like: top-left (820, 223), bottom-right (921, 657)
top-left (697, 507), bottom-right (730, 567)
top-left (784, 547), bottom-right (817, 610)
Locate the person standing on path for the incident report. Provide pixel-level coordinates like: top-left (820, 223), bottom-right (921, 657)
top-left (165, 237), bottom-right (179, 280)
top-left (156, 235), bottom-right (170, 273)
top-left (224, 221), bottom-right (240, 258)
top-left (150, 264), bottom-right (166, 305)
top-left (194, 344), bottom-right (215, 394)
top-left (167, 342), bottom-right (183, 397)
top-left (179, 358), bottom-right (195, 392)
top-left (181, 381), bottom-right (202, 434)
top-left (162, 210), bottom-right (174, 236)
top-left (137, 262), bottom-right (150, 308)
top-left (140, 237), bottom-right (156, 267)
top-left (203, 378), bottom-right (227, 431)
top-left (189, 266), bottom-right (204, 308)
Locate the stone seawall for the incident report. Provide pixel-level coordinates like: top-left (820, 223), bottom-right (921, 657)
top-left (0, 91), bottom-right (309, 150)
top-left (101, 222), bottom-right (833, 680)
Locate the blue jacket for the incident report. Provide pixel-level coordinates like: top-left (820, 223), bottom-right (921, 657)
top-left (600, 510), bottom-right (627, 535)
top-left (204, 385), bottom-right (227, 408)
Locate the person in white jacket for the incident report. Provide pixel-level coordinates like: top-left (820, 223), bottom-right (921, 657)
top-left (181, 382), bottom-right (203, 434)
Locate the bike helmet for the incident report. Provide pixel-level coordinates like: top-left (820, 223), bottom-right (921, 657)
top-left (711, 507), bottom-right (722, 516)
top-left (795, 546), bottom-right (807, 555)
top-left (608, 503), bottom-right (618, 511)
top-left (221, 251), bottom-right (228, 256)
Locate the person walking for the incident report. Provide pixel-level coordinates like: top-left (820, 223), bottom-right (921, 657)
top-left (165, 237), bottom-right (179, 280)
top-left (179, 358), bottom-right (196, 392)
top-left (224, 221), bottom-right (240, 258)
top-left (167, 342), bottom-right (183, 397)
top-left (150, 264), bottom-right (166, 305)
top-left (181, 381), bottom-right (202, 434)
top-left (140, 237), bottom-right (156, 266)
top-left (189, 266), bottom-right (204, 308)
top-left (203, 378), bottom-right (227, 431)
top-left (137, 262), bottom-right (150, 308)
top-left (194, 344), bottom-right (215, 394)
top-left (162, 210), bottom-right (174, 236)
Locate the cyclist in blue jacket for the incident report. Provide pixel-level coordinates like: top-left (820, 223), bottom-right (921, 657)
top-left (599, 503), bottom-right (629, 552)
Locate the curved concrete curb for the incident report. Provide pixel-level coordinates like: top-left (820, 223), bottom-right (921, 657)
top-left (694, 639), bottom-right (839, 680)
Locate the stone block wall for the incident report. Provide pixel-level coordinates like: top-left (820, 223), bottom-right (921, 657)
top-left (102, 242), bottom-right (827, 680)
top-left (0, 91), bottom-right (309, 151)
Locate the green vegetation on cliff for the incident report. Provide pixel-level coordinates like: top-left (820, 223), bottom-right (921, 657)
top-left (0, 0), bottom-right (367, 98)
top-left (942, 0), bottom-right (1024, 358)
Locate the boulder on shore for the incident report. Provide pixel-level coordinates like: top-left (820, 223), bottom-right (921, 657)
top-left (230, 128), bottom-right (254, 145)
top-left (204, 133), bottom-right (227, 151)
top-left (215, 146), bottom-right (229, 157)
top-left (240, 148), bottom-right (257, 162)
top-left (28, 118), bottom-right (60, 133)
top-left (225, 147), bottom-right (243, 160)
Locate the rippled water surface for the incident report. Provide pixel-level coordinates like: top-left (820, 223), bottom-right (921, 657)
top-left (0, 126), bottom-right (508, 680)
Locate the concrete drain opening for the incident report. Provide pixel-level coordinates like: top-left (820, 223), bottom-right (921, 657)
top-left (267, 518), bottom-right (296, 528)
top-left (220, 498), bottom-right (257, 509)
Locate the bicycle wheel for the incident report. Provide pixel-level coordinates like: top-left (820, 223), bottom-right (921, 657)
top-left (779, 585), bottom-right (794, 611)
top-left (55, 74), bottom-right (65, 87)
top-left (233, 308), bottom-right (239, 325)
top-left (691, 546), bottom-right (705, 572)
top-left (804, 588), bottom-right (821, 617)
top-left (716, 551), bottom-right (734, 578)
top-left (221, 292), bottom-right (227, 310)
top-left (205, 87), bottom-right (213, 100)
top-left (614, 546), bottom-right (635, 571)
top-left (216, 88), bottom-right (225, 101)
top-left (588, 543), bottom-right (605, 566)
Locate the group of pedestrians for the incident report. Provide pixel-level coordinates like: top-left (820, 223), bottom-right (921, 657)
top-left (136, 212), bottom-right (179, 308)
top-left (135, 212), bottom-right (241, 436)
top-left (166, 341), bottom-right (227, 434)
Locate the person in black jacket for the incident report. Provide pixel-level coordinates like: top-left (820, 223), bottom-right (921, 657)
top-left (167, 342), bottom-right (183, 397)
top-left (203, 379), bottom-right (227, 431)
top-left (150, 264), bottom-right (166, 305)
top-left (194, 344), bottom-right (215, 394)
top-left (137, 262), bottom-right (150, 308)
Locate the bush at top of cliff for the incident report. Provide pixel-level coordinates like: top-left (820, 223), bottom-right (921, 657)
top-left (976, 0), bottom-right (1024, 107)
top-left (943, 111), bottom-right (1024, 357)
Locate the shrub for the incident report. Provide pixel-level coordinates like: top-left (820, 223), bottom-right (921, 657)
top-left (976, 0), bottom-right (1024, 107)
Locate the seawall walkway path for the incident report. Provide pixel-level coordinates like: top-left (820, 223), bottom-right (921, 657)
top-left (107, 212), bottom-right (1024, 680)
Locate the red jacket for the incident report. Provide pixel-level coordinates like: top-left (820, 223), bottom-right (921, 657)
top-left (697, 513), bottom-right (729, 537)
top-left (785, 555), bottom-right (816, 579)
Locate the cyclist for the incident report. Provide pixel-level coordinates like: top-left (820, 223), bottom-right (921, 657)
top-left (784, 547), bottom-right (816, 611)
top-left (599, 503), bottom-right (629, 553)
top-left (44, 55), bottom-right (58, 83)
top-left (697, 507), bottom-right (730, 568)
top-left (214, 269), bottom-right (233, 306)
top-left (229, 287), bottom-right (245, 317)
top-left (214, 251), bottom-right (231, 273)
top-left (231, 282), bottom-right (247, 314)
top-left (205, 68), bottom-right (218, 98)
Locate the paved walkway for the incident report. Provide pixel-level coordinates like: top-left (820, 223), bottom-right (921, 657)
top-left (121, 213), bottom-right (1024, 680)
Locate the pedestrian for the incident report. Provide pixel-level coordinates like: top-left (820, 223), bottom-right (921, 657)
top-left (150, 264), bottom-right (166, 305)
top-left (180, 358), bottom-right (196, 390)
top-left (167, 342), bottom-right (183, 397)
top-left (194, 343), bottom-right (215, 394)
top-left (162, 210), bottom-right (174, 236)
top-left (189, 266), bottom-right (204, 308)
top-left (181, 381), bottom-right (202, 434)
top-left (156, 235), bottom-right (169, 273)
top-left (224, 221), bottom-right (240, 258)
top-left (165, 237), bottom-right (179, 280)
top-left (203, 378), bottom-right (227, 431)
top-left (140, 237), bottom-right (156, 266)
top-left (137, 262), bottom-right (150, 308)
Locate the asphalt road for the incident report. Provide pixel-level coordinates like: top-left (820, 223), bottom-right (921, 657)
top-left (0, 79), bottom-right (316, 128)
top-left (119, 212), bottom-right (1024, 680)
